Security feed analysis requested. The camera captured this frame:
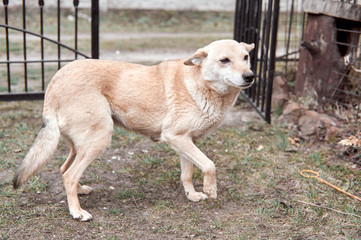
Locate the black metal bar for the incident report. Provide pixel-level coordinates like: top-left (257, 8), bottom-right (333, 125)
top-left (0, 24), bottom-right (90, 58)
top-left (336, 28), bottom-right (361, 34)
top-left (0, 59), bottom-right (79, 64)
top-left (3, 0), bottom-right (11, 93)
top-left (240, 92), bottom-right (268, 122)
top-left (74, 0), bottom-right (79, 59)
top-left (57, 0), bottom-right (61, 69)
top-left (0, 0), bottom-right (93, 101)
top-left (233, 0), bottom-right (241, 41)
top-left (255, 0), bottom-right (263, 107)
top-left (0, 92), bottom-right (44, 101)
top-left (22, 0), bottom-right (28, 92)
top-left (254, 0), bottom-right (262, 68)
top-left (334, 40), bottom-right (360, 48)
top-left (239, 0), bottom-right (246, 40)
top-left (260, 0), bottom-right (273, 113)
top-left (91, 0), bottom-right (99, 59)
top-left (336, 71), bottom-right (361, 81)
top-left (249, 0), bottom-right (258, 103)
top-left (264, 0), bottom-right (280, 123)
top-left (39, 0), bottom-right (45, 91)
top-left (256, 12), bottom-right (269, 108)
top-left (326, 85), bottom-right (361, 98)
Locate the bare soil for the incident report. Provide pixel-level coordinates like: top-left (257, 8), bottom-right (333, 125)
top-left (1, 9), bottom-right (361, 239)
top-left (1, 101), bottom-right (361, 240)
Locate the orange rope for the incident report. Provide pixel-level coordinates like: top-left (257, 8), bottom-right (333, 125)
top-left (300, 170), bottom-right (361, 202)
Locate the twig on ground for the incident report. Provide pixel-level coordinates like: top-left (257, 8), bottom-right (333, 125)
top-left (295, 200), bottom-right (361, 218)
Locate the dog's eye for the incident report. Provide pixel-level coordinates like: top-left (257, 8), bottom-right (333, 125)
top-left (220, 58), bottom-right (230, 64)
top-left (244, 55), bottom-right (249, 61)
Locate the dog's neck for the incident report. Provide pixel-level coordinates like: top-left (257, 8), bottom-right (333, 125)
top-left (184, 66), bottom-right (241, 115)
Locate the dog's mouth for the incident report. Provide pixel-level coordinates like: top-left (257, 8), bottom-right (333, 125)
top-left (223, 77), bottom-right (254, 89)
top-left (240, 80), bottom-right (254, 88)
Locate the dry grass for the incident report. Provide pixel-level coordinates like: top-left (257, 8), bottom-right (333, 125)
top-left (1, 101), bottom-right (361, 239)
top-left (1, 8), bottom-right (361, 240)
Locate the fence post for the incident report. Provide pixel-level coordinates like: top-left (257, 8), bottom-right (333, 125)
top-left (265, 0), bottom-right (280, 123)
top-left (91, 0), bottom-right (99, 59)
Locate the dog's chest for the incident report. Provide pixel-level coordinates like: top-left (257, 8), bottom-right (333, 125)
top-left (185, 97), bottom-right (226, 137)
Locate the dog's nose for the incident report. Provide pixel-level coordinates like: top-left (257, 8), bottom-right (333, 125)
top-left (242, 72), bottom-right (254, 83)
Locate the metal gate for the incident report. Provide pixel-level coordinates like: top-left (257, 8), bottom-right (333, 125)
top-left (0, 0), bottom-right (99, 101)
top-left (234, 0), bottom-right (280, 123)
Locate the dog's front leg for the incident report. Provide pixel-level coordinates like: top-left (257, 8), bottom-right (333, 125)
top-left (164, 134), bottom-right (217, 200)
top-left (180, 156), bottom-right (208, 201)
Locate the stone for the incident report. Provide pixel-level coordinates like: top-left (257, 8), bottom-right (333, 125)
top-left (298, 110), bottom-right (320, 137)
top-left (279, 101), bottom-right (303, 124)
top-left (272, 76), bottom-right (290, 109)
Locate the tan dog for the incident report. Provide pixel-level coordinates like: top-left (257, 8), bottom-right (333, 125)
top-left (13, 39), bottom-right (255, 221)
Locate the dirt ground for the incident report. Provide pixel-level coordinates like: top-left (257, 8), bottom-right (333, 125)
top-left (1, 101), bottom-right (361, 240)
top-left (1, 9), bottom-right (361, 240)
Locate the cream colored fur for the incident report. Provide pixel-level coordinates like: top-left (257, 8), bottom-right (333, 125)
top-left (13, 39), bottom-right (255, 221)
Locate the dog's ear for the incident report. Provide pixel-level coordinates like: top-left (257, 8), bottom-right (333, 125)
top-left (240, 42), bottom-right (255, 52)
top-left (184, 49), bottom-right (208, 66)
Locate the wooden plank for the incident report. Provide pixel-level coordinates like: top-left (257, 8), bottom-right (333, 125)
top-left (303, 0), bottom-right (361, 21)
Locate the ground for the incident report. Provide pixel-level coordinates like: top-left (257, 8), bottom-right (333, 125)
top-left (1, 9), bottom-right (361, 240)
top-left (1, 101), bottom-right (361, 239)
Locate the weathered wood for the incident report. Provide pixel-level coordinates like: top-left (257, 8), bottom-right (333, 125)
top-left (295, 14), bottom-right (351, 103)
top-left (303, 0), bottom-right (361, 21)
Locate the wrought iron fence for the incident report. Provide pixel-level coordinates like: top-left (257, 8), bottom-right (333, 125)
top-left (235, 0), bottom-right (361, 124)
top-left (0, 0), bottom-right (99, 101)
top-left (234, 0), bottom-right (280, 123)
top-left (329, 26), bottom-right (361, 123)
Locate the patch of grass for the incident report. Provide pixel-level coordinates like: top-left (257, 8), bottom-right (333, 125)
top-left (140, 156), bottom-right (163, 167)
top-left (1, 90), bottom-right (361, 238)
top-left (101, 10), bottom-right (234, 33)
top-left (117, 189), bottom-right (145, 201)
top-left (27, 176), bottom-right (48, 193)
top-left (112, 127), bottom-right (145, 149)
top-left (276, 132), bottom-right (288, 151)
top-left (101, 35), bottom-right (231, 52)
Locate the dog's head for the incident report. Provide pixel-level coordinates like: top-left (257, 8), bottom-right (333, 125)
top-left (184, 39), bottom-right (255, 93)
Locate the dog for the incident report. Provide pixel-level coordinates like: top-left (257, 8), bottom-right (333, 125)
top-left (13, 39), bottom-right (255, 221)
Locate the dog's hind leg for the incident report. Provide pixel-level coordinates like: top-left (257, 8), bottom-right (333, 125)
top-left (60, 104), bottom-right (113, 221)
top-left (61, 143), bottom-right (93, 195)
top-left (180, 156), bottom-right (208, 202)
top-left (60, 143), bottom-right (76, 174)
top-left (62, 129), bottom-right (112, 221)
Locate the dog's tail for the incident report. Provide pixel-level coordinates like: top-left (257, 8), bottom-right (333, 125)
top-left (13, 113), bottom-right (60, 189)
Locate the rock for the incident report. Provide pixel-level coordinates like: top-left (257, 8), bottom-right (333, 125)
top-left (279, 101), bottom-right (303, 124)
top-left (272, 76), bottom-right (290, 109)
top-left (325, 126), bottom-right (344, 141)
top-left (298, 110), bottom-right (343, 139)
top-left (318, 113), bottom-right (341, 128)
top-left (298, 110), bottom-right (320, 137)
top-left (222, 109), bottom-right (264, 128)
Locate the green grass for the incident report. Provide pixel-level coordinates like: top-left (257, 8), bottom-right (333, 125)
top-left (1, 7), bottom-right (361, 239)
top-left (101, 10), bottom-right (234, 33)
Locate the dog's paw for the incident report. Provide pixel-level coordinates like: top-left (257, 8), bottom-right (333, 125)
top-left (186, 191), bottom-right (208, 202)
top-left (203, 186), bottom-right (217, 199)
top-left (70, 208), bottom-right (93, 222)
top-left (77, 184), bottom-right (93, 195)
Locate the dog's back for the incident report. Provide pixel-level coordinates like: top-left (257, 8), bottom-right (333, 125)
top-left (13, 40), bottom-right (255, 221)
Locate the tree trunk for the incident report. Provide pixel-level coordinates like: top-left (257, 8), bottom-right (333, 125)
top-left (295, 14), bottom-right (359, 105)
